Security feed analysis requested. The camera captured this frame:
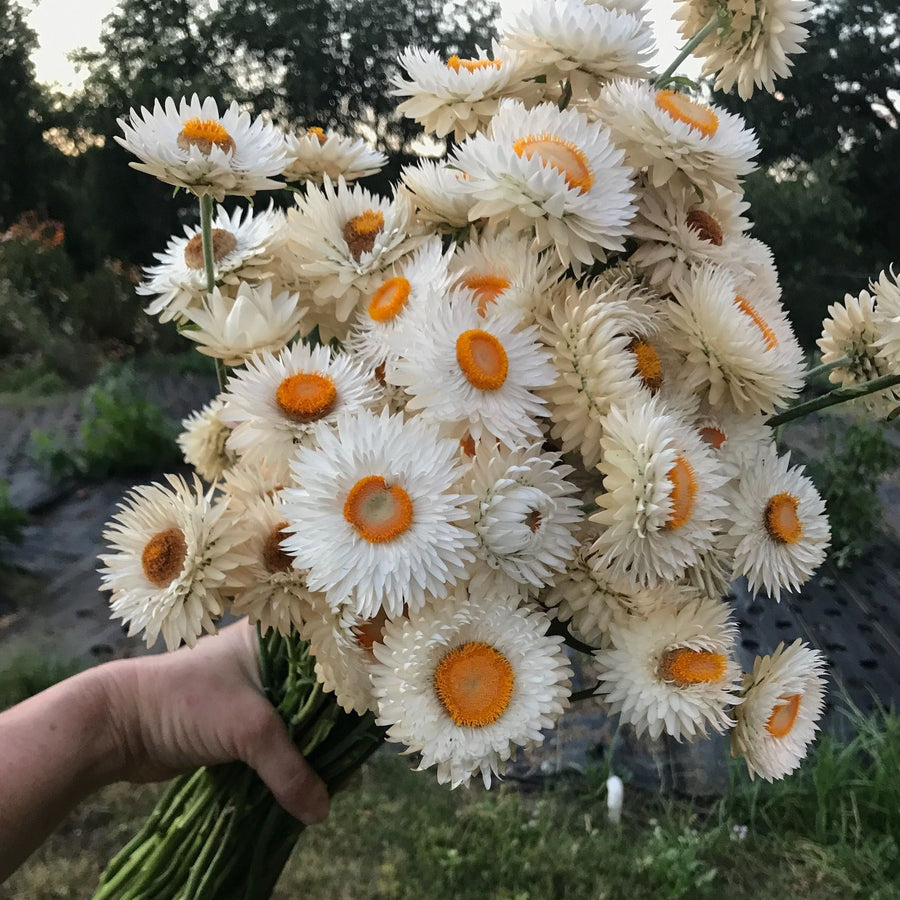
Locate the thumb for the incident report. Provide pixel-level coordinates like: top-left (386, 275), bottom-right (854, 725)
top-left (234, 700), bottom-right (330, 826)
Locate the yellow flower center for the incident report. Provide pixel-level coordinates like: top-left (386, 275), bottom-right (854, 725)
top-left (307, 126), bottom-right (327, 145)
top-left (627, 338), bottom-right (663, 393)
top-left (183, 228), bottom-right (238, 270)
top-left (141, 527), bottom-right (187, 587)
top-left (262, 521), bottom-right (294, 574)
top-left (512, 134), bottom-right (594, 194)
top-left (699, 426), bottom-right (727, 450)
top-left (456, 329), bottom-right (509, 391)
top-left (655, 90), bottom-right (719, 137)
top-left (685, 208), bottom-right (724, 245)
top-left (658, 648), bottom-right (727, 687)
top-left (343, 209), bottom-right (385, 261)
top-left (764, 493), bottom-right (803, 544)
top-left (734, 295), bottom-right (778, 350)
top-left (434, 641), bottom-right (515, 728)
top-left (446, 56), bottom-right (502, 73)
top-left (368, 277), bottom-right (411, 322)
top-left (766, 693), bottom-right (802, 738)
top-left (177, 117), bottom-right (236, 155)
top-left (276, 372), bottom-right (337, 423)
top-left (463, 273), bottom-right (511, 317)
top-left (665, 453), bottom-right (698, 530)
top-left (344, 475), bottom-right (414, 543)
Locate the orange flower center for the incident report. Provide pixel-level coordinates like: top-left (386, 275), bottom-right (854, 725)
top-left (343, 209), bottom-right (385, 261)
top-left (368, 277), bottom-right (411, 322)
top-left (766, 693), bottom-right (802, 738)
top-left (276, 372), bottom-right (337, 423)
top-left (141, 527), bottom-right (187, 587)
top-left (434, 641), bottom-right (515, 727)
top-left (456, 329), bottom-right (508, 391)
top-left (655, 90), bottom-right (719, 137)
top-left (460, 433), bottom-right (477, 458)
top-left (463, 273), bottom-right (511, 317)
top-left (262, 521), bottom-right (294, 574)
top-left (699, 426), bottom-right (727, 450)
top-left (344, 475), bottom-right (414, 543)
top-left (183, 228), bottom-right (238, 270)
top-left (446, 56), bottom-right (502, 73)
top-left (665, 453), bottom-right (698, 530)
top-left (734, 295), bottom-right (778, 350)
top-left (512, 134), bottom-right (593, 193)
top-left (627, 338), bottom-right (663, 393)
top-left (685, 208), bottom-right (724, 245)
top-left (658, 648), bottom-right (727, 687)
top-left (307, 126), bottom-right (327, 145)
top-left (177, 117), bottom-right (236, 155)
top-left (764, 493), bottom-right (803, 544)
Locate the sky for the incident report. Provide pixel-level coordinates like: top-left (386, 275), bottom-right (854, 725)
top-left (26, 0), bottom-right (697, 92)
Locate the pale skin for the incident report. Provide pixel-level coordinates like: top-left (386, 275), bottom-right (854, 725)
top-left (0, 621), bottom-right (329, 883)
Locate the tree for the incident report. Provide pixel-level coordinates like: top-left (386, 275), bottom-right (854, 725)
top-left (0, 0), bottom-right (55, 226)
top-left (717, 0), bottom-right (900, 345)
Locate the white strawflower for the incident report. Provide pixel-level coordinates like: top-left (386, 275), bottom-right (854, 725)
top-left (137, 203), bottom-right (284, 324)
top-left (386, 298), bottom-right (555, 449)
top-left (724, 448), bottom-right (829, 601)
top-left (300, 605), bottom-right (396, 714)
top-left (498, 0), bottom-right (654, 98)
top-left (674, 0), bottom-right (812, 100)
top-left (221, 342), bottom-right (382, 484)
top-left (286, 176), bottom-right (419, 325)
top-left (590, 396), bottom-right (729, 586)
top-left (540, 277), bottom-right (664, 468)
top-left (226, 495), bottom-right (321, 636)
top-left (466, 441), bottom-right (583, 596)
top-left (628, 182), bottom-right (752, 293)
top-left (99, 474), bottom-right (247, 650)
top-left (732, 639), bottom-right (827, 780)
top-left (450, 231), bottom-right (563, 324)
top-left (819, 277), bottom-right (900, 414)
top-left (281, 407), bottom-right (476, 619)
top-left (116, 95), bottom-right (287, 200)
top-left (593, 595), bottom-right (743, 740)
top-left (182, 281), bottom-right (306, 366)
top-left (665, 263), bottom-right (805, 414)
top-left (177, 397), bottom-right (236, 483)
top-left (345, 237), bottom-right (452, 372)
top-left (371, 588), bottom-right (572, 788)
top-left (872, 268), bottom-right (900, 373)
top-left (593, 79), bottom-right (759, 196)
top-left (399, 160), bottom-right (480, 230)
top-left (283, 127), bottom-right (387, 183)
top-left (392, 44), bottom-right (524, 141)
top-left (451, 99), bottom-right (637, 267)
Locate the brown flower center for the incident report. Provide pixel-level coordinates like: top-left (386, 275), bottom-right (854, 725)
top-left (685, 208), bottom-right (724, 245)
top-left (141, 527), bottom-right (187, 587)
top-left (343, 209), bottom-right (385, 261)
top-left (262, 521), bottom-right (294, 574)
top-left (183, 228), bottom-right (238, 270)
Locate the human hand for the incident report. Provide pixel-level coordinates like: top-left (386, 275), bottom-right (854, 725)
top-left (97, 620), bottom-right (330, 826)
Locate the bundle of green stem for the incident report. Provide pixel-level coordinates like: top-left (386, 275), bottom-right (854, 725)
top-left (91, 629), bottom-right (385, 900)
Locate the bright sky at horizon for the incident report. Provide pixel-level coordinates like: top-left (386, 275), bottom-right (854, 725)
top-left (27, 0), bottom-right (697, 93)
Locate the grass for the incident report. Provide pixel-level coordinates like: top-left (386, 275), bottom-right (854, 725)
top-left (2, 700), bottom-right (898, 900)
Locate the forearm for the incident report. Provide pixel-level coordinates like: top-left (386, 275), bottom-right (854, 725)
top-left (0, 665), bottom-right (121, 881)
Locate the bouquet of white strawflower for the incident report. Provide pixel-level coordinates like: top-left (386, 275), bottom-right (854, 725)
top-left (92, 1), bottom-right (900, 896)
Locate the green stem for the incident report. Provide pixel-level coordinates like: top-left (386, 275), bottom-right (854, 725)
top-left (557, 79), bottom-right (573, 111)
top-left (766, 372), bottom-right (900, 427)
top-left (546, 617), bottom-right (599, 656)
top-left (198, 193), bottom-right (227, 392)
top-left (654, 12), bottom-right (722, 87)
top-left (805, 355), bottom-right (850, 382)
top-left (570, 683), bottom-right (600, 703)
